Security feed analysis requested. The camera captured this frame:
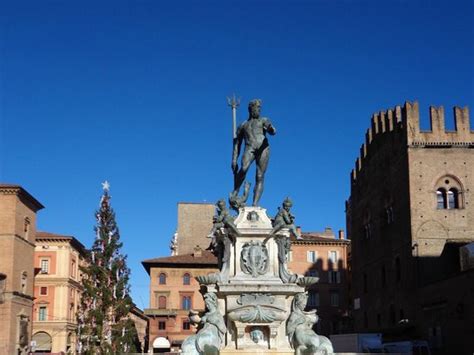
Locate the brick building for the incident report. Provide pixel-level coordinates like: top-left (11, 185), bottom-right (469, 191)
top-left (0, 184), bottom-right (44, 354)
top-left (32, 232), bottom-right (88, 353)
top-left (142, 248), bottom-right (218, 352)
top-left (171, 202), bottom-right (214, 256)
top-left (288, 228), bottom-right (351, 336)
top-left (347, 102), bottom-right (474, 354)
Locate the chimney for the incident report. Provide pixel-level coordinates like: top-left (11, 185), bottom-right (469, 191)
top-left (193, 246), bottom-right (202, 257)
top-left (324, 227), bottom-right (333, 236)
top-left (338, 230), bottom-right (345, 240)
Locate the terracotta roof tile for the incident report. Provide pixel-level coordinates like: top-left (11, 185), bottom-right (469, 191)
top-left (142, 250), bottom-right (218, 274)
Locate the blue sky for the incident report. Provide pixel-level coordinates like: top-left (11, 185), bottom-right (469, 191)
top-left (1, 0), bottom-right (473, 309)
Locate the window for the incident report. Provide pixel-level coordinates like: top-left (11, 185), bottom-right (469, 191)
top-left (159, 273), bottom-right (166, 285)
top-left (40, 287), bottom-right (48, 296)
top-left (0, 274), bottom-right (6, 300)
top-left (158, 321), bottom-right (166, 330)
top-left (328, 271), bottom-right (341, 284)
top-left (183, 273), bottom-right (191, 285)
top-left (182, 296), bottom-right (192, 310)
top-left (39, 306), bottom-right (47, 321)
top-left (158, 296), bottom-right (167, 309)
top-left (69, 303), bottom-right (74, 320)
top-left (21, 272), bottom-right (27, 293)
top-left (329, 251), bottom-right (338, 264)
top-left (24, 217), bottom-right (30, 240)
top-left (448, 189), bottom-right (459, 209)
top-left (330, 291), bottom-right (339, 307)
top-left (71, 260), bottom-right (76, 278)
top-left (436, 188), bottom-right (447, 209)
top-left (288, 251), bottom-right (293, 262)
top-left (40, 259), bottom-right (49, 274)
top-left (183, 320), bottom-right (191, 330)
top-left (435, 176), bottom-right (463, 209)
top-left (307, 251), bottom-right (316, 263)
top-left (308, 291), bottom-right (319, 307)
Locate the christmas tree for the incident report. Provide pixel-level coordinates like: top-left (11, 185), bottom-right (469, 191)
top-left (77, 181), bottom-right (138, 354)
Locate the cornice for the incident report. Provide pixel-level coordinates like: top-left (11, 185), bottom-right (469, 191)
top-left (0, 185), bottom-right (44, 211)
top-left (410, 141), bottom-right (474, 148)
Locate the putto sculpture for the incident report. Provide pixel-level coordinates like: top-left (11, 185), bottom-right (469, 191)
top-left (207, 199), bottom-right (239, 282)
top-left (271, 197), bottom-right (302, 239)
top-left (231, 99), bottom-right (276, 206)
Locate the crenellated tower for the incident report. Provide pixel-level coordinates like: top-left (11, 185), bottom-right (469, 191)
top-left (346, 101), bottom-right (473, 353)
top-left (351, 101), bottom-right (472, 184)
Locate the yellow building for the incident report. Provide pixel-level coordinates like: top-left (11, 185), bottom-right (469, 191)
top-left (0, 184), bottom-right (44, 355)
top-left (32, 232), bottom-right (88, 353)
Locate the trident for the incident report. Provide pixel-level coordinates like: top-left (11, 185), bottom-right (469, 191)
top-left (227, 94), bottom-right (240, 139)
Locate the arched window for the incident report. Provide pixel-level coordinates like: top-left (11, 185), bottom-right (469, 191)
top-left (32, 332), bottom-right (52, 352)
top-left (158, 296), bottom-right (167, 309)
top-left (435, 176), bottom-right (463, 209)
top-left (182, 296), bottom-right (192, 310)
top-left (159, 273), bottom-right (166, 285)
top-left (436, 189), bottom-right (447, 209)
top-left (183, 273), bottom-right (191, 285)
top-left (448, 188), bottom-right (459, 209)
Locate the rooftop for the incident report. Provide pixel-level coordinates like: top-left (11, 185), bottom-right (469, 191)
top-left (142, 250), bottom-right (218, 274)
top-left (0, 183), bottom-right (44, 211)
top-left (36, 231), bottom-right (88, 256)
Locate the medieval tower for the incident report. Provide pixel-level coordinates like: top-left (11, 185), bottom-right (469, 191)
top-left (346, 102), bottom-right (473, 354)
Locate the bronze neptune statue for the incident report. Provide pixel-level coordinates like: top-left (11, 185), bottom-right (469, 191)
top-left (232, 99), bottom-right (276, 206)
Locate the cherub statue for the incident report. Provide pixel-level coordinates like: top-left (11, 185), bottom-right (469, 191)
top-left (208, 199), bottom-right (240, 240)
top-left (207, 199), bottom-right (240, 282)
top-left (271, 197), bottom-right (302, 239)
top-left (286, 293), bottom-right (334, 355)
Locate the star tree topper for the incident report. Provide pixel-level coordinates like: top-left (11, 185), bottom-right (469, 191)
top-left (102, 180), bottom-right (110, 192)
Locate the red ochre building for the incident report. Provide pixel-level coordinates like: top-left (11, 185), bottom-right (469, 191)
top-left (142, 247), bottom-right (218, 352)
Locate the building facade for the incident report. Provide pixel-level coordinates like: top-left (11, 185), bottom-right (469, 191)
top-left (171, 202), bottom-right (214, 256)
top-left (0, 184), bottom-right (44, 354)
top-left (32, 232), bottom-right (88, 353)
top-left (347, 102), bottom-right (473, 354)
top-left (289, 228), bottom-right (351, 336)
top-left (142, 248), bottom-right (218, 352)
